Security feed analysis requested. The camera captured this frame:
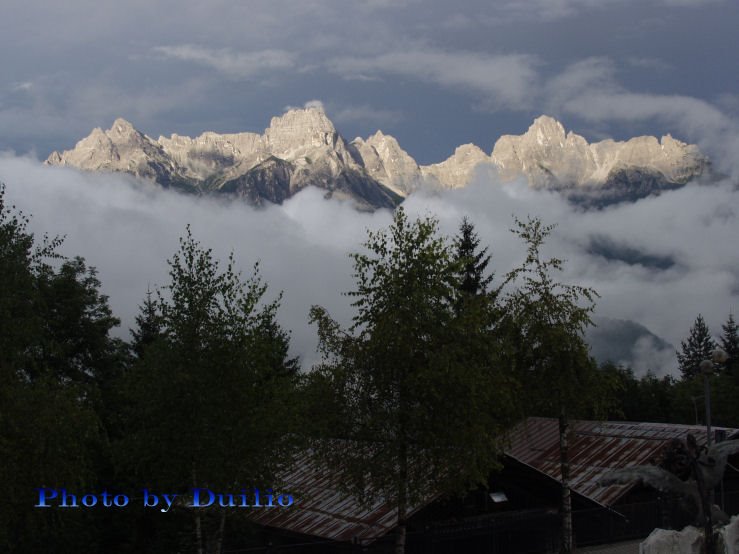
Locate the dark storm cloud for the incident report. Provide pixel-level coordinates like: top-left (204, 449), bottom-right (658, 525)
top-left (2, 0), bottom-right (736, 163)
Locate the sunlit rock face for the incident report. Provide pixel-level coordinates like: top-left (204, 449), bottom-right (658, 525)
top-left (352, 130), bottom-right (423, 196)
top-left (421, 144), bottom-right (491, 190)
top-left (46, 111), bottom-right (708, 209)
top-left (46, 108), bottom-right (400, 210)
top-left (490, 116), bottom-right (708, 205)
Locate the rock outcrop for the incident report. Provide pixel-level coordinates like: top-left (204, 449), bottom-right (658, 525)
top-left (46, 110), bottom-right (708, 209)
top-left (491, 115), bottom-right (708, 204)
top-left (351, 131), bottom-right (423, 196)
top-left (421, 144), bottom-right (492, 190)
top-left (47, 108), bottom-right (400, 210)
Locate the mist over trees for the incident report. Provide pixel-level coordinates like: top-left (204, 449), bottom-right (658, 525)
top-left (1, 182), bottom-right (737, 553)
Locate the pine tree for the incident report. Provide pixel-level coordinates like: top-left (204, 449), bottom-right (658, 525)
top-left (720, 313), bottom-right (739, 377)
top-left (130, 287), bottom-right (162, 358)
top-left (677, 314), bottom-right (716, 379)
top-left (454, 216), bottom-right (493, 297)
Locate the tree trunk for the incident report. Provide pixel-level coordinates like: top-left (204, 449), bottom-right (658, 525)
top-left (395, 442), bottom-right (408, 554)
top-left (394, 519), bottom-right (406, 554)
top-left (193, 464), bottom-right (204, 554)
top-left (214, 510), bottom-right (226, 554)
top-left (559, 412), bottom-right (573, 554)
top-left (692, 455), bottom-right (714, 554)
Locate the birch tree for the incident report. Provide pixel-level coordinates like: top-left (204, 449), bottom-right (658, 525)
top-left (308, 208), bottom-right (515, 554)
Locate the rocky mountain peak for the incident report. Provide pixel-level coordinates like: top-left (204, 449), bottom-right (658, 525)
top-left (492, 115), bottom-right (708, 199)
top-left (421, 143), bottom-right (491, 189)
top-left (352, 130), bottom-right (421, 196)
top-left (106, 118), bottom-right (153, 151)
top-left (265, 108), bottom-right (339, 155)
top-left (111, 117), bottom-right (137, 134)
top-left (527, 115), bottom-right (567, 145)
top-left (45, 111), bottom-right (708, 209)
top-left (362, 130), bottom-right (404, 155)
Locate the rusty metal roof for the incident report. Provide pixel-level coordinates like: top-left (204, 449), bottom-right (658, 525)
top-left (246, 455), bottom-right (432, 544)
top-left (247, 418), bottom-right (738, 542)
top-left (504, 417), bottom-right (738, 507)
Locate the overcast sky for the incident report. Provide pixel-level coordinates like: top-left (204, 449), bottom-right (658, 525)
top-left (1, 1), bottom-right (738, 376)
top-left (1, 0), bottom-right (738, 164)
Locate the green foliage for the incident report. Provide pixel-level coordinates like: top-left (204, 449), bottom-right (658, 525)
top-left (130, 288), bottom-right (162, 359)
top-left (124, 226), bottom-right (298, 487)
top-left (454, 216), bottom-right (493, 298)
top-left (720, 313), bottom-right (739, 378)
top-left (120, 226), bottom-right (299, 550)
top-left (307, 207), bottom-right (515, 532)
top-left (598, 355), bottom-right (739, 429)
top-left (677, 314), bottom-right (716, 379)
top-left (0, 184), bottom-right (119, 552)
top-left (500, 216), bottom-right (603, 420)
top-left (598, 364), bottom-right (677, 423)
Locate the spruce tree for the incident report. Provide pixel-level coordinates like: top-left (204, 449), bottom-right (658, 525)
top-left (130, 287), bottom-right (162, 358)
top-left (454, 216), bottom-right (493, 297)
top-left (677, 314), bottom-right (716, 379)
top-left (720, 313), bottom-right (739, 377)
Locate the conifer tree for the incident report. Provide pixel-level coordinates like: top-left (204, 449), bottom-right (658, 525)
top-left (720, 313), bottom-right (739, 377)
top-left (130, 287), bottom-right (162, 359)
top-left (677, 314), bottom-right (716, 379)
top-left (454, 216), bottom-right (494, 298)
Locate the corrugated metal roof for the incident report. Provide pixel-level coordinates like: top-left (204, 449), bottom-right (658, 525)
top-left (504, 417), bottom-right (738, 507)
top-left (247, 418), bottom-right (738, 542)
top-left (246, 454), bottom-right (433, 543)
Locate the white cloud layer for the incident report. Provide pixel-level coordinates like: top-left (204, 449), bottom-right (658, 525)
top-left (152, 45), bottom-right (296, 79)
top-left (1, 155), bottom-right (737, 376)
top-left (545, 57), bottom-right (739, 177)
top-left (328, 49), bottom-right (539, 110)
top-left (500, 0), bottom-right (724, 20)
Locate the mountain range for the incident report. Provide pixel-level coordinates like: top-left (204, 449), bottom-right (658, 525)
top-left (46, 107), bottom-right (710, 210)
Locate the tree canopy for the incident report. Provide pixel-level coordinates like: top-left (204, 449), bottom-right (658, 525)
top-left (0, 184), bottom-right (121, 552)
top-left (677, 314), bottom-right (716, 379)
top-left (308, 207), bottom-right (515, 554)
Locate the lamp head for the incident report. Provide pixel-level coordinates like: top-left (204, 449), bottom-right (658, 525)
top-left (711, 348), bottom-right (729, 364)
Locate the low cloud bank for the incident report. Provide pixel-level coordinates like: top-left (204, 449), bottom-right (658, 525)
top-left (2, 155), bottom-right (737, 375)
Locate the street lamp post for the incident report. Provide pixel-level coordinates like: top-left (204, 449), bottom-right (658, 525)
top-left (702, 348), bottom-right (729, 445)
top-left (700, 359), bottom-right (714, 447)
top-left (697, 347), bottom-right (728, 554)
